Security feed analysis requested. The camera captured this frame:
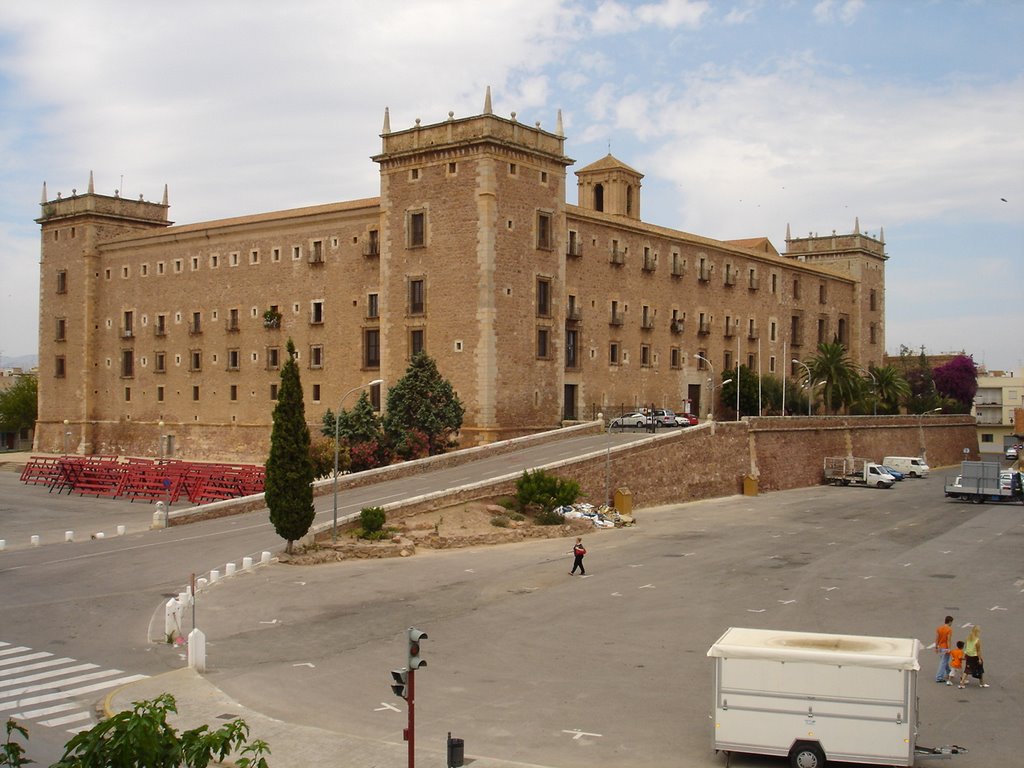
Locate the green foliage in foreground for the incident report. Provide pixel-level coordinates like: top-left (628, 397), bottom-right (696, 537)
top-left (515, 470), bottom-right (580, 524)
top-left (3, 694), bottom-right (269, 768)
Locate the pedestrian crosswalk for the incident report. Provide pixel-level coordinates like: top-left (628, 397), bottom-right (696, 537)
top-left (0, 640), bottom-right (148, 734)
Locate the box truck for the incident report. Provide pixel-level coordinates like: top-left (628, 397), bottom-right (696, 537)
top-left (823, 457), bottom-right (895, 488)
top-left (708, 627), bottom-right (921, 767)
top-left (944, 460), bottom-right (1023, 504)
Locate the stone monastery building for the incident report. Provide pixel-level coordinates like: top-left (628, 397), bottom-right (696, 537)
top-left (36, 90), bottom-right (887, 462)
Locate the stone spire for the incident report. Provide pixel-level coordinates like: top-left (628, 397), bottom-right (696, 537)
top-left (162, 183), bottom-right (168, 206)
top-left (41, 181), bottom-right (47, 203)
top-left (785, 222), bottom-right (791, 241)
top-left (854, 216), bottom-right (860, 235)
top-left (88, 170), bottom-right (94, 194)
top-left (879, 225), bottom-right (885, 243)
top-left (555, 109), bottom-right (564, 137)
top-left (483, 85), bottom-right (492, 115)
top-left (382, 106), bottom-right (391, 134)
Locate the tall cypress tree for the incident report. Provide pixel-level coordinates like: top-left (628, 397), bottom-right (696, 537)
top-left (266, 339), bottom-right (315, 553)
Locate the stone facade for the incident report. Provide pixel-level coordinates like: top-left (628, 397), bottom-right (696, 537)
top-left (34, 96), bottom-right (888, 462)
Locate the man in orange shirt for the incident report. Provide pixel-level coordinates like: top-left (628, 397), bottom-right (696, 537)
top-left (935, 615), bottom-right (954, 683)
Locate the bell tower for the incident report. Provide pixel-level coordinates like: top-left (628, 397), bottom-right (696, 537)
top-left (575, 154), bottom-right (643, 219)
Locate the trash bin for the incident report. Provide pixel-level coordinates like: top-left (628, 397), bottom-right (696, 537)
top-left (743, 475), bottom-right (759, 496)
top-left (613, 487), bottom-right (633, 515)
top-left (447, 732), bottom-right (465, 767)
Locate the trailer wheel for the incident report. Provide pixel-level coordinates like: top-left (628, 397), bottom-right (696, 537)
top-left (789, 742), bottom-right (826, 768)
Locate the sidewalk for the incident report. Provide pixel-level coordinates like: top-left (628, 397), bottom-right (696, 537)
top-left (104, 668), bottom-right (547, 768)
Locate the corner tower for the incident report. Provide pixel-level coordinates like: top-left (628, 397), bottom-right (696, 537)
top-left (372, 90), bottom-right (574, 443)
top-left (35, 174), bottom-right (171, 453)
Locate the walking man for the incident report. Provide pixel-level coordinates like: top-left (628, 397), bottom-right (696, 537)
top-left (934, 615), bottom-right (953, 683)
top-left (569, 537), bottom-right (587, 576)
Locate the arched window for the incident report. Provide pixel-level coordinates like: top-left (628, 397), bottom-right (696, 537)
top-left (594, 183), bottom-right (604, 212)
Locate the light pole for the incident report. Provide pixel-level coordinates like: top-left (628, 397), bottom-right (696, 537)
top-left (856, 366), bottom-right (878, 416)
top-left (333, 379), bottom-right (384, 543)
top-left (599, 412), bottom-right (611, 507)
top-left (62, 419), bottom-right (70, 456)
top-left (158, 420), bottom-right (165, 460)
top-left (695, 354), bottom-right (716, 420)
top-left (918, 406), bottom-right (942, 462)
top-left (792, 359), bottom-right (813, 416)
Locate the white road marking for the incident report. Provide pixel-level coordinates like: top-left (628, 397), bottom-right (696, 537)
top-left (563, 728), bottom-right (603, 740)
top-left (611, 592), bottom-right (622, 597)
top-left (821, 587), bottom-right (838, 592)
top-left (990, 606), bottom-right (1007, 611)
top-left (639, 584), bottom-right (655, 589)
top-left (375, 702), bottom-right (401, 712)
top-left (778, 600), bottom-right (796, 605)
top-left (0, 675), bottom-right (148, 714)
top-left (259, 619), bottom-right (279, 624)
top-left (292, 662), bottom-right (316, 668)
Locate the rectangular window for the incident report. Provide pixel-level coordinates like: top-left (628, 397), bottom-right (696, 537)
top-left (770, 320), bottom-right (777, 341)
top-left (769, 356), bottom-right (776, 374)
top-left (192, 385), bottom-right (200, 401)
top-left (174, 259), bottom-right (183, 273)
top-left (157, 385), bottom-right (165, 403)
top-left (266, 347), bottom-right (280, 370)
top-left (230, 384), bottom-right (238, 401)
top-left (670, 348), bottom-right (681, 369)
top-left (250, 249), bottom-right (259, 265)
top-left (819, 283), bottom-right (827, 304)
top-left (724, 351), bottom-right (732, 371)
top-left (537, 328), bottom-right (550, 359)
top-left (270, 384), bottom-right (278, 400)
top-left (362, 329), bottom-right (380, 368)
top-left (272, 248), bottom-right (281, 262)
top-left (870, 288), bottom-right (877, 311)
top-left (310, 345), bottom-right (324, 369)
top-left (124, 386), bottom-right (131, 402)
top-left (311, 300), bottom-right (324, 324)
top-left (365, 229), bottom-right (380, 257)
top-left (640, 344), bottom-right (651, 367)
top-left (567, 230), bottom-right (581, 257)
top-left (410, 328), bottom-right (425, 357)
top-left (190, 350), bottom-right (202, 372)
top-left (227, 308), bottom-right (240, 332)
top-left (310, 240), bottom-right (323, 263)
top-left (869, 322), bottom-right (877, 344)
top-left (292, 245), bottom-right (301, 261)
top-left (190, 311), bottom-right (202, 335)
top-left (609, 342), bottom-right (619, 365)
top-left (312, 384), bottom-right (321, 402)
top-left (367, 293), bottom-right (379, 318)
top-left (409, 279), bottom-right (425, 315)
top-left (55, 317), bottom-right (66, 341)
top-left (227, 349), bottom-right (240, 370)
top-left (155, 314), bottom-right (167, 336)
top-left (155, 352), bottom-right (166, 373)
top-left (536, 277), bottom-right (551, 317)
top-left (409, 211), bottom-right (425, 247)
top-left (56, 270), bottom-right (67, 294)
top-left (157, 262), bottom-right (165, 275)
top-left (771, 273), bottom-right (778, 294)
top-left (566, 329), bottom-right (578, 369)
top-left (210, 254), bottom-right (219, 268)
top-left (536, 211), bottom-right (552, 250)
top-left (121, 350), bottom-right (134, 378)
top-left (793, 278), bottom-right (801, 300)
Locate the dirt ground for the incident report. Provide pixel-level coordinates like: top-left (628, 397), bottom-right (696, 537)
top-left (291, 499), bottom-right (600, 564)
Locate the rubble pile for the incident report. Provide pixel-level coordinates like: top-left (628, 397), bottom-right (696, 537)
top-left (553, 502), bottom-right (635, 528)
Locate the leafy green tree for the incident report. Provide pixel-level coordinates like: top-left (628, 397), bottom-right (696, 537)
top-left (308, 436), bottom-right (337, 479)
top-left (933, 354), bottom-right (977, 413)
top-left (383, 352), bottom-right (464, 459)
top-left (2, 718), bottom-right (30, 768)
top-left (266, 339), bottom-right (315, 554)
top-left (323, 392), bottom-right (392, 472)
top-left (514, 469), bottom-right (580, 516)
top-left (719, 365), bottom-right (760, 417)
top-left (0, 375), bottom-right (37, 432)
top-left (50, 693), bottom-right (269, 768)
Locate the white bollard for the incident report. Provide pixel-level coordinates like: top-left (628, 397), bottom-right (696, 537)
top-left (65, 531), bottom-right (74, 543)
top-left (165, 597), bottom-right (182, 642)
top-left (0, 540), bottom-right (5, 551)
top-left (31, 535), bottom-right (40, 547)
top-left (242, 556), bottom-right (253, 570)
top-left (151, 501), bottom-right (167, 530)
top-left (196, 577), bottom-right (208, 591)
top-left (117, 525), bottom-right (126, 536)
top-left (209, 569), bottom-right (220, 583)
top-left (261, 551), bottom-right (272, 564)
top-left (188, 628), bottom-right (207, 672)
top-left (225, 562), bottom-right (237, 576)
top-left (94, 531), bottom-right (105, 539)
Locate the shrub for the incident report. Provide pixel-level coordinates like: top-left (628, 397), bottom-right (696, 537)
top-left (514, 469), bottom-right (580, 513)
top-left (534, 508), bottom-right (566, 526)
top-left (490, 514), bottom-right (510, 528)
top-left (360, 506), bottom-right (386, 534)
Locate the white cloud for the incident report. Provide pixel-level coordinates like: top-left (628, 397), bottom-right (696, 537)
top-left (591, 0), bottom-right (708, 33)
top-left (813, 0), bottom-right (865, 25)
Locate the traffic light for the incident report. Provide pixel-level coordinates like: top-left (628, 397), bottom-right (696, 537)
top-left (390, 669), bottom-right (408, 699)
top-left (408, 627), bottom-right (428, 670)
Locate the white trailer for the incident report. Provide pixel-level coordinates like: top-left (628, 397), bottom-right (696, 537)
top-left (708, 627), bottom-right (920, 768)
top-left (823, 457), bottom-right (895, 489)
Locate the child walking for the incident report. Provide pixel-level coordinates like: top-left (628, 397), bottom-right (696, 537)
top-left (948, 641), bottom-right (965, 687)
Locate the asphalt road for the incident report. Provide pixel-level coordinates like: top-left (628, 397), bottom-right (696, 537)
top-left (188, 476), bottom-right (1023, 768)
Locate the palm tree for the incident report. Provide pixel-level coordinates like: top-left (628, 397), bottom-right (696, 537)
top-left (871, 364), bottom-right (911, 414)
top-left (801, 342), bottom-right (860, 414)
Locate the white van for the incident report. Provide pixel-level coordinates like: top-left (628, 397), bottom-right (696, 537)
top-left (882, 456), bottom-right (930, 477)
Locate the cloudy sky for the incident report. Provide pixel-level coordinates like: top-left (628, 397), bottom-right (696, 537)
top-left (1, 0), bottom-right (1021, 371)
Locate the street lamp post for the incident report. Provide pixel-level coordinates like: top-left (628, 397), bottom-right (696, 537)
top-left (62, 419), bottom-right (70, 456)
top-left (158, 420), bottom-right (165, 460)
top-left (792, 359), bottom-right (814, 416)
top-left (694, 354), bottom-right (716, 421)
top-left (856, 366), bottom-right (878, 416)
top-left (332, 379), bottom-right (384, 543)
top-left (918, 406), bottom-right (942, 462)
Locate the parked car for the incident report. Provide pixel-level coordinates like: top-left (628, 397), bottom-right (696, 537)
top-left (675, 413), bottom-right (699, 427)
top-left (881, 465), bottom-right (905, 481)
top-left (610, 412), bottom-right (652, 429)
top-left (1006, 446), bottom-right (1019, 461)
top-left (650, 409), bottom-right (679, 427)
